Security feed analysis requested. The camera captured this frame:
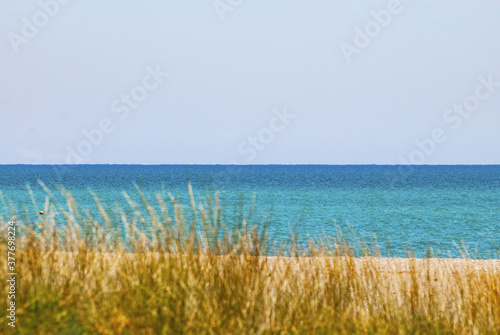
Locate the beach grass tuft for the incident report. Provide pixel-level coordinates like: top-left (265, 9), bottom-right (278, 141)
top-left (1, 184), bottom-right (499, 334)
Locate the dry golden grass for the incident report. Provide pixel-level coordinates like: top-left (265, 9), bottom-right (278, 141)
top-left (1, 183), bottom-right (499, 334)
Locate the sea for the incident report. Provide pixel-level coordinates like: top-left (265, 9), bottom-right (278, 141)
top-left (1, 165), bottom-right (499, 258)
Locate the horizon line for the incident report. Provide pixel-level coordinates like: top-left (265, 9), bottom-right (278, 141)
top-left (1, 164), bottom-right (499, 167)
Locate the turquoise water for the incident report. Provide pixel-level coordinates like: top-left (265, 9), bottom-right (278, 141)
top-left (1, 165), bottom-right (499, 257)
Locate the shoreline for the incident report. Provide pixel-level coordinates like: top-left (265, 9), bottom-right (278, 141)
top-left (43, 251), bottom-right (500, 271)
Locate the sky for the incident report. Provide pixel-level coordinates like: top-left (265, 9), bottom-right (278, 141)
top-left (1, 0), bottom-right (499, 165)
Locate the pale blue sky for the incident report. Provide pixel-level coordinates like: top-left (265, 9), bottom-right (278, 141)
top-left (1, 0), bottom-right (499, 164)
